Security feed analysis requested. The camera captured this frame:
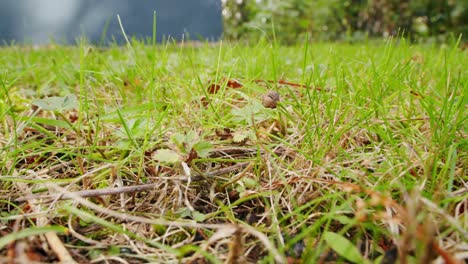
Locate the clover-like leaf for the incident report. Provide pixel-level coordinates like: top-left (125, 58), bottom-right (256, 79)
top-left (171, 132), bottom-right (186, 150)
top-left (232, 130), bottom-right (255, 143)
top-left (231, 101), bottom-right (271, 125)
top-left (153, 149), bottom-right (180, 164)
top-left (193, 141), bottom-right (213, 158)
top-left (185, 130), bottom-right (198, 145)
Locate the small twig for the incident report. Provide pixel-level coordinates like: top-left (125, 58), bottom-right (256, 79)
top-left (202, 162), bottom-right (250, 178)
top-left (16, 162), bottom-right (251, 202)
top-left (16, 183), bottom-right (158, 202)
top-left (208, 146), bottom-right (286, 159)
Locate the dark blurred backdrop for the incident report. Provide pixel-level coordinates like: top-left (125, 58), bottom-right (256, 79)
top-left (1, 0), bottom-right (465, 45)
top-left (222, 0), bottom-right (467, 43)
top-left (0, 0), bottom-right (223, 45)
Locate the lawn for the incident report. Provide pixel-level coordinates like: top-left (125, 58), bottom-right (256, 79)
top-left (0, 38), bottom-right (466, 263)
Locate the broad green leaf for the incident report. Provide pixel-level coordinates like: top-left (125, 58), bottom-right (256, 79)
top-left (333, 215), bottom-right (355, 225)
top-left (192, 211), bottom-right (206, 222)
top-left (193, 141), bottom-right (213, 158)
top-left (232, 130), bottom-right (255, 143)
top-left (185, 130), bottom-right (198, 145)
top-left (0, 226), bottom-right (68, 249)
top-left (242, 177), bottom-right (258, 188)
top-left (153, 149), bottom-right (180, 163)
top-left (116, 108), bottom-right (138, 148)
top-left (98, 103), bottom-right (158, 121)
top-left (171, 132), bottom-right (187, 151)
top-left (177, 207), bottom-right (192, 218)
top-left (114, 118), bottom-right (152, 139)
top-left (231, 101), bottom-right (271, 125)
top-left (233, 130), bottom-right (249, 143)
top-left (171, 130), bottom-right (202, 154)
top-left (18, 116), bottom-right (72, 129)
top-left (323, 231), bottom-right (367, 264)
top-left (32, 94), bottom-right (78, 111)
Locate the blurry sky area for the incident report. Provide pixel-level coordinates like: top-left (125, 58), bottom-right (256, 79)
top-left (0, 0), bottom-right (222, 44)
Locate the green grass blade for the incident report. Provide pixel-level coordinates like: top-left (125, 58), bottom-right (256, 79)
top-left (0, 226), bottom-right (68, 249)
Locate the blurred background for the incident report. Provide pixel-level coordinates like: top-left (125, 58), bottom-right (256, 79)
top-left (0, 0), bottom-right (222, 44)
top-left (0, 0), bottom-right (466, 44)
top-left (222, 0), bottom-right (467, 43)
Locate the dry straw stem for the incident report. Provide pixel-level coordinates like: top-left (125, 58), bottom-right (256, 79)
top-left (16, 162), bottom-right (251, 202)
top-left (20, 179), bottom-right (78, 263)
top-left (40, 182), bottom-right (287, 263)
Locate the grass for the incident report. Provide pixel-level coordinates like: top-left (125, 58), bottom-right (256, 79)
top-left (0, 37), bottom-right (466, 263)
